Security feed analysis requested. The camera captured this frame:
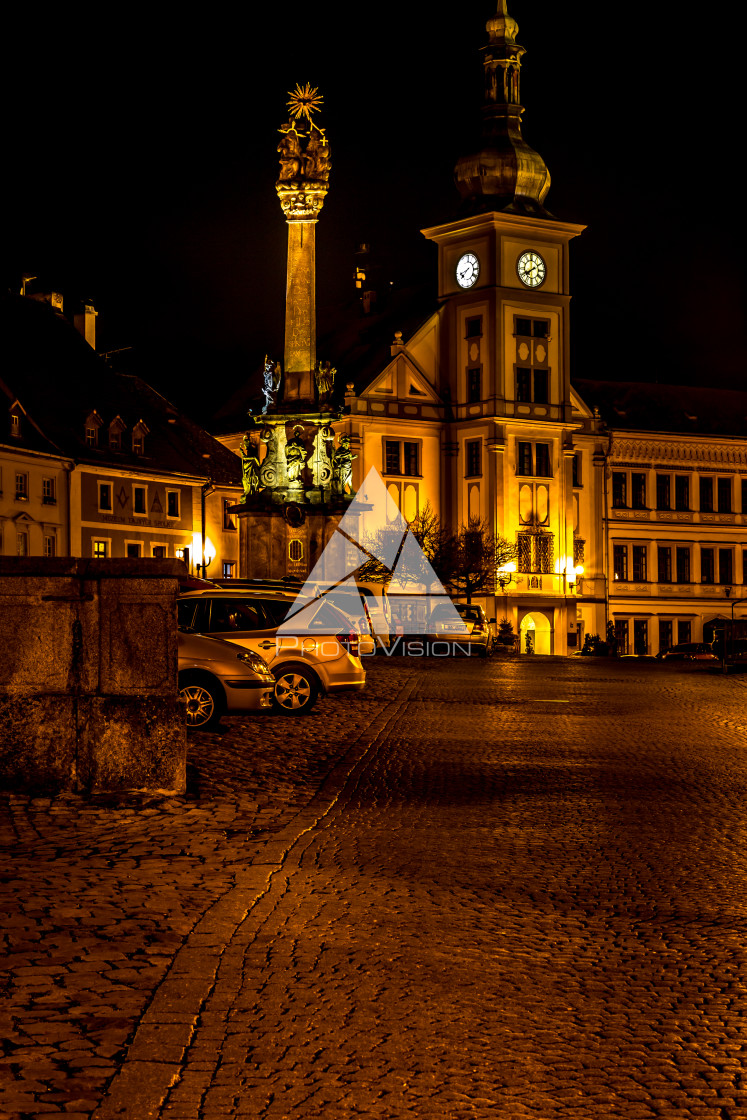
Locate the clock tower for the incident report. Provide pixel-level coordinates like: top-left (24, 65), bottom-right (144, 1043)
top-left (421, 0), bottom-right (588, 654)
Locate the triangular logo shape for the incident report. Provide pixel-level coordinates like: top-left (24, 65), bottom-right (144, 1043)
top-left (337, 468), bottom-right (407, 568)
top-left (279, 468), bottom-right (467, 638)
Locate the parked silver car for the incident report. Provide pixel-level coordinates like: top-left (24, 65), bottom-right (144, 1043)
top-left (178, 629), bottom-right (275, 729)
top-left (177, 589), bottom-right (365, 715)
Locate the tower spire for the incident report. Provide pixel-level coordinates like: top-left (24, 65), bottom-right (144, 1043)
top-left (454, 2), bottom-right (551, 216)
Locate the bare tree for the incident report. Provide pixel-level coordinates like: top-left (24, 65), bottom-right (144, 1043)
top-left (357, 503), bottom-right (517, 603)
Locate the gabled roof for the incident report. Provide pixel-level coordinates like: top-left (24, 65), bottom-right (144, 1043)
top-left (0, 294), bottom-right (241, 486)
top-left (573, 379), bottom-right (747, 439)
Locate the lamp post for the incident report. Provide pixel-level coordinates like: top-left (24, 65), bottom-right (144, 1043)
top-left (496, 561), bottom-right (517, 611)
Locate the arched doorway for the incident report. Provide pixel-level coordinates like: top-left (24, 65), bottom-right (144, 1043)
top-left (519, 611), bottom-right (552, 655)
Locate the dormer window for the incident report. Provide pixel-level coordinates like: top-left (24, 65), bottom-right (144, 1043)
top-left (132, 420), bottom-right (149, 456)
top-left (84, 410), bottom-right (103, 448)
top-left (10, 413), bottom-right (21, 438)
top-left (108, 416), bottom-right (126, 452)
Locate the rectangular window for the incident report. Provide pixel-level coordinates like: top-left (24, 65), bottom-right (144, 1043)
top-left (533, 369), bottom-right (548, 404)
top-left (612, 473), bottom-right (627, 508)
top-left (678, 620), bottom-right (691, 644)
top-left (44, 534), bottom-right (56, 558)
top-left (132, 433), bottom-right (144, 455)
top-left (515, 317), bottom-right (532, 338)
top-left (717, 477), bottom-right (732, 513)
top-left (126, 543), bottom-right (142, 558)
top-left (613, 544), bottom-right (628, 581)
top-left (133, 486), bottom-right (147, 515)
top-left (109, 429), bottom-right (121, 451)
top-left (222, 561), bottom-right (236, 579)
top-left (516, 368), bottom-right (531, 402)
top-left (403, 442), bottom-right (419, 477)
top-left (467, 368), bottom-right (481, 402)
top-left (516, 531), bottom-right (554, 574)
top-left (659, 619), bottom-right (673, 654)
top-left (742, 479), bottom-right (747, 513)
top-left (99, 482), bottom-right (112, 512)
top-left (86, 427), bottom-right (97, 447)
top-left (719, 548), bottom-right (733, 585)
top-left (385, 441), bottom-right (400, 474)
top-left (656, 474), bottom-right (671, 511)
top-left (676, 546), bottom-right (690, 583)
top-left (223, 498), bottom-right (236, 531)
top-left (573, 537), bottom-right (585, 566)
top-left (632, 545), bottom-right (647, 582)
top-left (42, 477), bottom-right (56, 504)
top-left (614, 620), bottom-right (629, 656)
top-left (572, 453), bottom-right (581, 488)
top-left (657, 545), bottom-right (672, 583)
top-left (166, 490), bottom-right (180, 519)
top-left (699, 476), bottom-right (713, 512)
top-left (465, 316), bottom-right (482, 338)
top-left (535, 444), bottom-right (551, 478)
top-left (15, 472), bottom-right (28, 500)
top-left (92, 540), bottom-right (108, 559)
top-left (631, 473), bottom-right (647, 510)
top-left (16, 531), bottom-right (28, 556)
top-left (10, 413), bottom-right (21, 437)
top-left (152, 545), bottom-right (167, 559)
top-left (675, 475), bottom-right (690, 511)
top-left (465, 439), bottom-right (481, 478)
top-left (517, 442), bottom-right (533, 477)
top-left (744, 549), bottom-right (747, 584)
top-left (700, 547), bottom-right (715, 584)
top-left (536, 534), bottom-right (553, 575)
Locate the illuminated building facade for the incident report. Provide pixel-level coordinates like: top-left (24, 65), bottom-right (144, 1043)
top-left (0, 293), bottom-right (241, 578)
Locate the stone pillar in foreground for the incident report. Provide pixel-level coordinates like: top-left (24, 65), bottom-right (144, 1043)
top-left (0, 558), bottom-right (186, 796)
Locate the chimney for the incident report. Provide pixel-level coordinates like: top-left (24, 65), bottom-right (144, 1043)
top-left (74, 302), bottom-right (97, 350)
top-left (29, 291), bottom-right (64, 312)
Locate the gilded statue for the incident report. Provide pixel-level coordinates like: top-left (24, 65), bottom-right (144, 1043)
top-left (315, 361), bottom-right (336, 410)
top-left (333, 434), bottom-right (356, 495)
top-left (262, 356), bottom-right (282, 413)
top-left (277, 126), bottom-right (302, 181)
top-left (239, 434), bottom-right (261, 500)
top-left (285, 425), bottom-right (306, 486)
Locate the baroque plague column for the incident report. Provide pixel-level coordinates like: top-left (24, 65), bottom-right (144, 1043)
top-left (231, 86), bottom-right (355, 581)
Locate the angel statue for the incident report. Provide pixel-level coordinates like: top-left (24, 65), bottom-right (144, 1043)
top-left (238, 434), bottom-right (261, 500)
top-left (262, 356), bottom-right (282, 413)
top-left (332, 434), bottom-right (356, 495)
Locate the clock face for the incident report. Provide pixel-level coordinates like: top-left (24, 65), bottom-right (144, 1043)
top-left (517, 250), bottom-right (547, 288)
top-left (456, 252), bottom-right (480, 289)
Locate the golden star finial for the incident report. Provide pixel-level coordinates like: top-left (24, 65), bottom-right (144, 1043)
top-left (287, 83), bottom-right (323, 121)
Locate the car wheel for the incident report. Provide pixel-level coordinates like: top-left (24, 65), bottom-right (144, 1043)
top-left (272, 665), bottom-right (319, 715)
top-left (179, 677), bottom-right (223, 730)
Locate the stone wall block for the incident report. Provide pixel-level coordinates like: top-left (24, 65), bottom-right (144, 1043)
top-left (0, 558), bottom-right (186, 796)
top-left (98, 578), bottom-right (178, 696)
top-left (76, 696), bottom-right (186, 795)
top-left (0, 695), bottom-right (77, 790)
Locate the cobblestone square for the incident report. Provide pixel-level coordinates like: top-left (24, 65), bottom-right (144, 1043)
top-left (3, 656), bottom-right (747, 1119)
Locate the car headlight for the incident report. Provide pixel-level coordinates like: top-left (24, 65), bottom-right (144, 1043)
top-left (237, 650), bottom-right (274, 678)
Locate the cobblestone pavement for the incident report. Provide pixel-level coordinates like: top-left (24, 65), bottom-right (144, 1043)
top-left (3, 657), bottom-right (747, 1119)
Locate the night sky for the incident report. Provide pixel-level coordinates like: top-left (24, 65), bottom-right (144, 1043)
top-left (6, 5), bottom-right (745, 415)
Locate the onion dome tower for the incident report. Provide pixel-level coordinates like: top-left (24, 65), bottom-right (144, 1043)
top-left (454, 1), bottom-right (552, 216)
